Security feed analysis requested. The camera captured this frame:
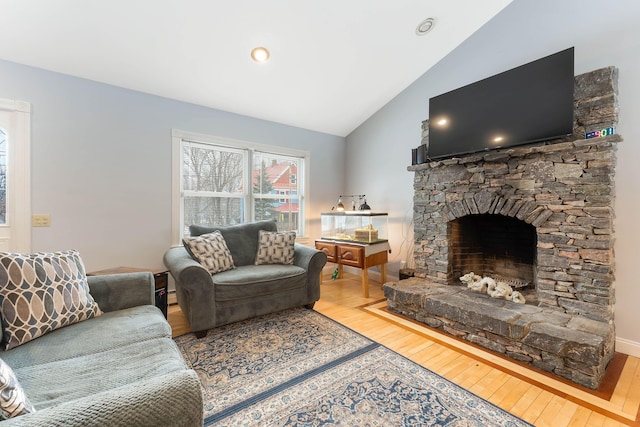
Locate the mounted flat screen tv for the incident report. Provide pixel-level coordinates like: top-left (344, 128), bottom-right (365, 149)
top-left (427, 47), bottom-right (574, 160)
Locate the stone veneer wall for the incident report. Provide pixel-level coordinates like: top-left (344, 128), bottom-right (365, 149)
top-left (385, 67), bottom-right (621, 389)
top-left (409, 67), bottom-right (620, 323)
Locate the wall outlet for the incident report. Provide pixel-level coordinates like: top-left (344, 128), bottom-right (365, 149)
top-left (32, 214), bottom-right (51, 227)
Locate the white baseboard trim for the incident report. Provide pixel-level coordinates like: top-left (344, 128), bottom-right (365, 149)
top-left (616, 337), bottom-right (640, 358)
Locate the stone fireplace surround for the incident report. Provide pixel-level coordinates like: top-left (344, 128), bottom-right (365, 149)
top-left (384, 67), bottom-right (619, 389)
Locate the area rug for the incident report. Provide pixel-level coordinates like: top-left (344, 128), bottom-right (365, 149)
top-left (174, 308), bottom-right (533, 426)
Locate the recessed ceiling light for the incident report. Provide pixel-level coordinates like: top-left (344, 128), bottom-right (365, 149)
top-left (416, 18), bottom-right (436, 36)
top-left (251, 47), bottom-right (270, 63)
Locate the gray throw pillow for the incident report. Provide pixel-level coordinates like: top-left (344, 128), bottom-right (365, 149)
top-left (255, 230), bottom-right (296, 265)
top-left (183, 231), bottom-right (235, 274)
top-left (0, 250), bottom-right (102, 350)
top-left (0, 358), bottom-right (35, 419)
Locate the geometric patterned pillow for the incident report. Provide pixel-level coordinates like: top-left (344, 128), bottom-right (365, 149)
top-left (0, 250), bottom-right (102, 350)
top-left (254, 230), bottom-right (296, 265)
top-left (0, 358), bottom-right (35, 419)
top-left (182, 231), bottom-right (235, 274)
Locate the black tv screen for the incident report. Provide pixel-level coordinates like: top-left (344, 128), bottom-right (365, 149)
top-left (427, 47), bottom-right (574, 160)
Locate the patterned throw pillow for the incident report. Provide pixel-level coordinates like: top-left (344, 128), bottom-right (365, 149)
top-left (0, 358), bottom-right (35, 419)
top-left (183, 231), bottom-right (235, 274)
top-left (0, 250), bottom-right (102, 350)
top-left (255, 230), bottom-right (296, 265)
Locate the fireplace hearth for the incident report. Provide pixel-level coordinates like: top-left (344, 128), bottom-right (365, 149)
top-left (384, 67), bottom-right (620, 389)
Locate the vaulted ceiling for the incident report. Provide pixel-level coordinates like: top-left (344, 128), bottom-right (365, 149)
top-left (0, 0), bottom-right (512, 136)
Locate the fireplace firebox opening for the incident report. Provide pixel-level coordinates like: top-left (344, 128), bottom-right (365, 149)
top-left (449, 214), bottom-right (537, 302)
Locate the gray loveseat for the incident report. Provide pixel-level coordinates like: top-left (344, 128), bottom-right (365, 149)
top-left (164, 220), bottom-right (327, 337)
top-left (0, 272), bottom-right (203, 426)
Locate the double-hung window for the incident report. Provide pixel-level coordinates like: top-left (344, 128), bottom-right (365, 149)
top-left (171, 130), bottom-right (308, 244)
top-left (0, 128), bottom-right (6, 224)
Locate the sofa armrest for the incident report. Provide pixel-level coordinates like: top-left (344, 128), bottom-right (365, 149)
top-left (0, 370), bottom-right (203, 427)
top-left (164, 247), bottom-right (217, 329)
top-left (294, 244), bottom-right (327, 302)
top-left (294, 243), bottom-right (326, 271)
top-left (163, 247), bottom-right (214, 292)
top-left (87, 272), bottom-right (155, 313)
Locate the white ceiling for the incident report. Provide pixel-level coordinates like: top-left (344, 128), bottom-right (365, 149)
top-left (0, 0), bottom-right (512, 136)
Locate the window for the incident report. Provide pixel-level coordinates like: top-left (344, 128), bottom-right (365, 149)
top-left (0, 128), bottom-right (6, 224)
top-left (172, 130), bottom-right (308, 244)
top-left (0, 99), bottom-right (31, 253)
top-left (181, 142), bottom-right (246, 231)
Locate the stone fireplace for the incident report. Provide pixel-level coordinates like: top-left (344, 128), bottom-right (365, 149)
top-left (384, 67), bottom-right (620, 389)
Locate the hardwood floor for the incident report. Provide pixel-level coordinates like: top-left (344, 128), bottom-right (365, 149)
top-left (168, 270), bottom-right (640, 426)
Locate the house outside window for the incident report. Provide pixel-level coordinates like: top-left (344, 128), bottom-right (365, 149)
top-left (171, 130), bottom-right (308, 244)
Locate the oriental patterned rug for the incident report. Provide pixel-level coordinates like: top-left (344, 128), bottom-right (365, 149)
top-left (174, 308), bottom-right (532, 426)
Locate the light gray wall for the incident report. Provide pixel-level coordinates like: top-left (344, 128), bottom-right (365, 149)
top-left (345, 0), bottom-right (640, 354)
top-left (0, 59), bottom-right (345, 271)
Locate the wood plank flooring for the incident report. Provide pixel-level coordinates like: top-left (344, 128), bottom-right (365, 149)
top-left (168, 271), bottom-right (640, 426)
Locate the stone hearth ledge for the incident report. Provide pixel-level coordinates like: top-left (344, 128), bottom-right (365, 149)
top-left (383, 278), bottom-right (615, 389)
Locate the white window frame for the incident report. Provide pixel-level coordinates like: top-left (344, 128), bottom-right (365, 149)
top-left (0, 99), bottom-right (31, 253)
top-left (171, 129), bottom-right (310, 246)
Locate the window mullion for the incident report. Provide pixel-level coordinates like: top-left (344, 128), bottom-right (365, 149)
top-left (245, 149), bottom-right (253, 222)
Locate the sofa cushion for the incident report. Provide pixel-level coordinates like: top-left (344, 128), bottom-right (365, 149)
top-left (0, 358), bottom-right (35, 419)
top-left (189, 220), bottom-right (278, 266)
top-left (13, 337), bottom-right (188, 410)
top-left (255, 230), bottom-right (296, 265)
top-left (0, 250), bottom-right (102, 350)
top-left (183, 231), bottom-right (235, 274)
top-left (0, 305), bottom-right (170, 369)
top-left (212, 264), bottom-right (306, 302)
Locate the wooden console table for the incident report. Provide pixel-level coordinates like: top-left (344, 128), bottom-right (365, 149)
top-left (315, 240), bottom-right (389, 298)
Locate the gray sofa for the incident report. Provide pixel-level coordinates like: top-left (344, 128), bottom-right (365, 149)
top-left (0, 272), bottom-right (203, 426)
top-left (164, 220), bottom-right (327, 337)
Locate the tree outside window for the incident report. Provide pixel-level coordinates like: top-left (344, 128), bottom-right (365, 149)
top-left (253, 160), bottom-right (276, 221)
top-left (181, 144), bottom-right (244, 236)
